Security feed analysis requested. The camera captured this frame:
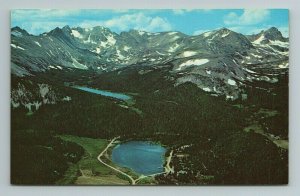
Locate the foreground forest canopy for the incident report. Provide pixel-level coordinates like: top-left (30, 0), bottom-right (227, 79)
top-left (11, 22), bottom-right (288, 185)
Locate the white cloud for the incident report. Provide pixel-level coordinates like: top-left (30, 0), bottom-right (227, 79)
top-left (224, 9), bottom-right (270, 25)
top-left (12, 10), bottom-right (173, 34)
top-left (173, 9), bottom-right (188, 15)
top-left (146, 17), bottom-right (172, 32)
top-left (173, 9), bottom-right (211, 15)
top-left (99, 13), bottom-right (172, 32)
top-left (19, 22), bottom-right (67, 34)
top-left (278, 26), bottom-right (289, 37)
top-left (12, 9), bottom-right (81, 20)
top-left (226, 26), bottom-right (267, 35)
top-left (225, 25), bottom-right (289, 37)
top-left (78, 20), bottom-right (102, 28)
top-left (193, 29), bottom-right (210, 35)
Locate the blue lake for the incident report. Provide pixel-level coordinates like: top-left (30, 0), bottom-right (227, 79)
top-left (111, 141), bottom-right (166, 175)
top-left (73, 86), bottom-right (131, 101)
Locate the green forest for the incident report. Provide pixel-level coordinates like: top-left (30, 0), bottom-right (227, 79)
top-left (11, 65), bottom-right (288, 185)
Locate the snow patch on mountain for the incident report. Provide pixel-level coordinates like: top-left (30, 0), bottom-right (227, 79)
top-left (206, 70), bottom-right (211, 74)
top-left (226, 95), bottom-right (235, 100)
top-left (156, 51), bottom-right (166, 56)
top-left (83, 34), bottom-right (97, 44)
top-left (270, 40), bottom-right (289, 48)
top-left (227, 79), bottom-right (237, 86)
top-left (34, 41), bottom-right (42, 47)
top-left (168, 32), bottom-right (178, 35)
top-left (95, 47), bottom-right (101, 54)
top-left (49, 65), bottom-right (57, 69)
top-left (138, 30), bottom-right (145, 36)
top-left (202, 87), bottom-right (212, 92)
top-left (62, 96), bottom-right (72, 101)
top-left (177, 59), bottom-right (209, 70)
top-left (11, 44), bottom-right (25, 50)
top-left (279, 62), bottom-right (289, 68)
top-left (10, 26), bottom-right (289, 101)
top-left (71, 30), bottom-right (82, 38)
top-left (116, 49), bottom-right (126, 60)
top-left (171, 36), bottom-right (180, 41)
top-left (203, 31), bottom-right (213, 37)
top-left (243, 67), bottom-right (256, 74)
top-left (222, 32), bottom-right (230, 38)
top-left (251, 53), bottom-right (263, 58)
top-left (168, 43), bottom-right (180, 52)
top-left (71, 57), bottom-right (88, 69)
top-left (252, 35), bottom-right (265, 44)
top-left (107, 34), bottom-right (116, 45)
top-left (123, 46), bottom-right (131, 52)
top-left (181, 51), bottom-right (197, 57)
top-left (99, 34), bottom-right (116, 48)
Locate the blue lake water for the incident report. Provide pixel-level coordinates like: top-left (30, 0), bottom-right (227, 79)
top-left (111, 141), bottom-right (166, 175)
top-left (73, 86), bottom-right (131, 101)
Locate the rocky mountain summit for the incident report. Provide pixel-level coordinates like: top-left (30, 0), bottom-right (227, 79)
top-left (11, 26), bottom-right (289, 100)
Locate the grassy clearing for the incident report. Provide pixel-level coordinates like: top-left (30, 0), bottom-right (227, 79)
top-left (57, 135), bottom-right (129, 185)
top-left (243, 108), bottom-right (288, 150)
top-left (58, 135), bottom-right (154, 185)
top-left (122, 98), bottom-right (143, 116)
top-left (257, 108), bottom-right (279, 118)
top-left (244, 124), bottom-right (264, 134)
top-left (119, 103), bottom-right (143, 116)
top-left (58, 135), bottom-right (110, 174)
top-left (76, 169), bottom-right (129, 185)
top-left (273, 140), bottom-right (288, 149)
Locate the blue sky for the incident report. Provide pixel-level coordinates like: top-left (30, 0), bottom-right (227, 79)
top-left (11, 9), bottom-right (289, 37)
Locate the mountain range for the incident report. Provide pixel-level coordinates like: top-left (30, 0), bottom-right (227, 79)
top-left (11, 26), bottom-right (289, 101)
top-left (10, 25), bottom-right (289, 185)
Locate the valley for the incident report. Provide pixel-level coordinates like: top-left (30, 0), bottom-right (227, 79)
top-left (11, 24), bottom-right (288, 185)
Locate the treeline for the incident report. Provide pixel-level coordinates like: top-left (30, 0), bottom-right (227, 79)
top-left (11, 66), bottom-right (288, 185)
top-left (237, 72), bottom-right (288, 138)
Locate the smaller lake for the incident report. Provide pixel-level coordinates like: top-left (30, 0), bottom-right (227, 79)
top-left (112, 141), bottom-right (166, 176)
top-left (73, 86), bottom-right (131, 101)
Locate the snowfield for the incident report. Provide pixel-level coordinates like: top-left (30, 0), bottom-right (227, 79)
top-left (11, 44), bottom-right (25, 50)
top-left (203, 31), bottom-right (213, 37)
top-left (221, 32), bottom-right (230, 38)
top-left (168, 32), bottom-right (178, 35)
top-left (202, 87), bottom-right (212, 92)
top-left (168, 43), bottom-right (179, 52)
top-left (252, 35), bottom-right (265, 44)
top-left (34, 41), bottom-right (42, 47)
top-left (177, 59), bottom-right (209, 70)
top-left (71, 30), bottom-right (82, 38)
top-left (279, 62), bottom-right (289, 68)
top-left (227, 79), bottom-right (237, 86)
top-left (181, 51), bottom-right (197, 57)
top-left (270, 40), bottom-right (289, 48)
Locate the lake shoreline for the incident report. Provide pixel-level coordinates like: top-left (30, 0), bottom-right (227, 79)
top-left (96, 137), bottom-right (174, 185)
top-left (72, 86), bottom-right (132, 101)
top-left (111, 140), bottom-right (167, 176)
